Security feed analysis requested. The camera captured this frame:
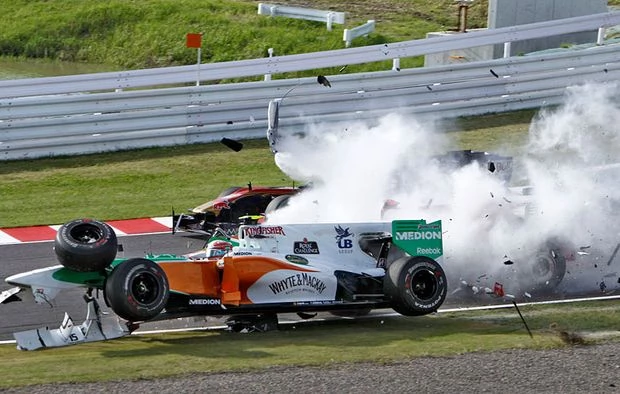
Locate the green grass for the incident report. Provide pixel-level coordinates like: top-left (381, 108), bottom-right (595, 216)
top-left (2, 300), bottom-right (619, 388)
top-left (3, 0), bottom-right (618, 73)
top-left (0, 0), bottom-right (491, 73)
top-left (0, 110), bottom-right (535, 228)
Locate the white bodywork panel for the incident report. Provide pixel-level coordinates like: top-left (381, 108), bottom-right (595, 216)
top-left (12, 296), bottom-right (131, 351)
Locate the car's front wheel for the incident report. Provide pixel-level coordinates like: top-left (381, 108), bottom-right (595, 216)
top-left (105, 258), bottom-right (169, 322)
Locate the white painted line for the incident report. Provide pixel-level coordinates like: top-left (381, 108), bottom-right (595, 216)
top-left (152, 216), bottom-right (173, 228)
top-left (106, 226), bottom-right (127, 236)
top-left (0, 231), bottom-right (21, 245)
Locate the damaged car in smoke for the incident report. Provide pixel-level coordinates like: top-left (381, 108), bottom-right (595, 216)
top-left (172, 184), bottom-right (300, 236)
top-left (264, 99), bottom-right (585, 301)
top-left (1, 217), bottom-right (447, 350)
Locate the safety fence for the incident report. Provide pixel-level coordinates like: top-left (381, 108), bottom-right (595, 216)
top-left (1, 12), bottom-right (620, 160)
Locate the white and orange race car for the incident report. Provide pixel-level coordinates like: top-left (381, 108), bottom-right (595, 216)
top-left (1, 217), bottom-right (447, 350)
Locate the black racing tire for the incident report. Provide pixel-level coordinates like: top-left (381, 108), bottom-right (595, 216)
top-left (54, 219), bottom-right (118, 272)
top-left (265, 195), bottom-right (291, 215)
top-left (105, 258), bottom-right (169, 322)
top-left (217, 186), bottom-right (243, 198)
top-left (329, 308), bottom-right (372, 318)
top-left (520, 241), bottom-right (567, 295)
top-left (384, 256), bottom-right (447, 316)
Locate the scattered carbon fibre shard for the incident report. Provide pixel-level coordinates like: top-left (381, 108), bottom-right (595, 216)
top-left (317, 75), bottom-right (331, 87)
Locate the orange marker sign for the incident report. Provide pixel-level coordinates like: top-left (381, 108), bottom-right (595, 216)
top-left (186, 33), bottom-right (202, 49)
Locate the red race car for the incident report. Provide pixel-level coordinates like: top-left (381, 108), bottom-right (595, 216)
top-left (172, 184), bottom-right (301, 237)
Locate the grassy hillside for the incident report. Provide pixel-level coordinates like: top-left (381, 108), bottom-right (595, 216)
top-left (2, 0), bottom-right (618, 72)
top-left (0, 0), bottom-right (489, 72)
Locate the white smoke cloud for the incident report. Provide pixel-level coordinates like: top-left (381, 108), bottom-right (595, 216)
top-left (266, 82), bottom-right (620, 298)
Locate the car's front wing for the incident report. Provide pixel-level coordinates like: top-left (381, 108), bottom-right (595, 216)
top-left (13, 295), bottom-right (134, 351)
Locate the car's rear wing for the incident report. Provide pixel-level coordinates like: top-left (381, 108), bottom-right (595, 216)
top-left (266, 98), bottom-right (281, 154)
top-left (391, 219), bottom-right (443, 261)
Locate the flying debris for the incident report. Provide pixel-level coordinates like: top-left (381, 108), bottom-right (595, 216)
top-left (220, 137), bottom-right (243, 152)
top-left (317, 75), bottom-right (332, 88)
top-left (607, 243), bottom-right (620, 266)
top-left (493, 282), bottom-right (505, 297)
top-left (490, 69), bottom-right (499, 78)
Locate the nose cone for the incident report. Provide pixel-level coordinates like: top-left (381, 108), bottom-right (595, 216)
top-left (5, 265), bottom-right (63, 288)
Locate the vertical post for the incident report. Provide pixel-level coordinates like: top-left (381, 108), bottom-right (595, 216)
top-left (344, 29), bottom-right (351, 47)
top-left (264, 48), bottom-right (274, 81)
top-left (186, 33), bottom-right (203, 86)
top-left (326, 12), bottom-right (333, 31)
top-left (597, 27), bottom-right (606, 45)
top-left (455, 0), bottom-right (474, 33)
top-left (392, 58), bottom-right (401, 71)
top-left (503, 42), bottom-right (511, 58)
top-left (196, 47), bottom-right (201, 86)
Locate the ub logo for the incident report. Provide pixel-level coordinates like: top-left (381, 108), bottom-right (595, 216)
top-left (335, 225), bottom-right (353, 252)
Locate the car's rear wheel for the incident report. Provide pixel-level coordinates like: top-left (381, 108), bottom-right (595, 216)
top-left (105, 258), bottom-right (169, 322)
top-left (54, 219), bottom-right (118, 272)
top-left (384, 256), bottom-right (447, 316)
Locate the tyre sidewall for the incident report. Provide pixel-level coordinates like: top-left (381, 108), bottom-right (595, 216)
top-left (402, 259), bottom-right (446, 313)
top-left (385, 256), bottom-right (447, 316)
top-left (54, 219), bottom-right (117, 272)
top-left (105, 258), bottom-right (169, 321)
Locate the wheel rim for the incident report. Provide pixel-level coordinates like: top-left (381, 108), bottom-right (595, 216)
top-left (409, 269), bottom-right (438, 300)
top-left (130, 272), bottom-right (160, 305)
top-left (533, 255), bottom-right (554, 280)
top-left (70, 223), bottom-right (103, 244)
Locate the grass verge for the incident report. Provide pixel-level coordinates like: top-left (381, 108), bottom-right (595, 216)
top-left (2, 300), bottom-right (619, 388)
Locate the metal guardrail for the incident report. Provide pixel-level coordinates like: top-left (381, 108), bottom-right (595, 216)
top-left (1, 12), bottom-right (620, 160)
top-left (257, 3), bottom-right (345, 30)
top-left (1, 11), bottom-right (619, 99)
top-left (343, 20), bottom-right (376, 47)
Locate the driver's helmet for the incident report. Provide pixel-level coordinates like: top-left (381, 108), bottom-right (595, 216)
top-left (205, 240), bottom-right (233, 259)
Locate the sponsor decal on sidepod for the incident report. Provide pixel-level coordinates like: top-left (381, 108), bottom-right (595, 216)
top-left (246, 269), bottom-right (337, 303)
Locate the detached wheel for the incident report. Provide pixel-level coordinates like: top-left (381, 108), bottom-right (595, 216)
top-left (105, 258), bottom-right (169, 322)
top-left (265, 195), bottom-right (291, 215)
top-left (384, 256), bottom-right (447, 316)
top-left (54, 219), bottom-right (117, 272)
top-left (520, 242), bottom-right (567, 295)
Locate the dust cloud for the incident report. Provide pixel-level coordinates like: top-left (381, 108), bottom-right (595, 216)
top-left (266, 82), bottom-right (620, 299)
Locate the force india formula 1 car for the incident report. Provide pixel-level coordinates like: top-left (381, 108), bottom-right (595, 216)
top-left (1, 217), bottom-right (447, 350)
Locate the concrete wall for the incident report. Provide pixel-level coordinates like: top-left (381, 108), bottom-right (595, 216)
top-left (489, 0), bottom-right (608, 56)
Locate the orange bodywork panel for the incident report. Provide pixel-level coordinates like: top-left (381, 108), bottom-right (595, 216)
top-left (159, 256), bottom-right (315, 306)
top-left (158, 260), bottom-right (220, 297)
top-left (221, 255), bottom-right (315, 305)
